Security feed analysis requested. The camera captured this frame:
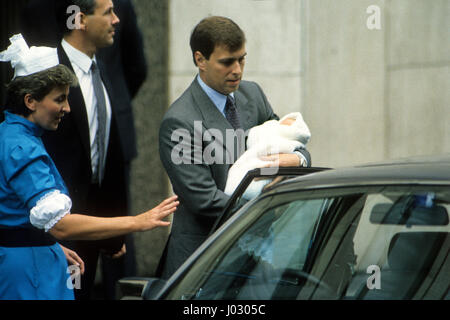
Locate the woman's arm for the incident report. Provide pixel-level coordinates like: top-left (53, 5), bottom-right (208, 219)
top-left (49, 196), bottom-right (178, 240)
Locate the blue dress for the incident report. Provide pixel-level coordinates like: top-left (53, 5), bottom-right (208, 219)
top-left (0, 111), bottom-right (74, 300)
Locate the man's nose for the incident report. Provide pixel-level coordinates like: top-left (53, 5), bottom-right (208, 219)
top-left (63, 101), bottom-right (71, 114)
top-left (231, 60), bottom-right (242, 75)
top-left (112, 12), bottom-right (120, 25)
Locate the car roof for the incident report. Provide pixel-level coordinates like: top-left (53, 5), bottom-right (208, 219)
top-left (213, 154), bottom-right (450, 232)
top-left (271, 154), bottom-right (450, 192)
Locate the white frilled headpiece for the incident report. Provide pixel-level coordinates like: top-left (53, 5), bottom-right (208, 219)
top-left (0, 34), bottom-right (59, 79)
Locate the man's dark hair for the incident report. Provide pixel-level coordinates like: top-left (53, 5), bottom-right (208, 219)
top-left (56, 0), bottom-right (97, 35)
top-left (190, 16), bottom-right (246, 66)
top-left (6, 64), bottom-right (78, 116)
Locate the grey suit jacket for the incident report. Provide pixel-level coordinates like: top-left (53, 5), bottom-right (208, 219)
top-left (158, 77), bottom-right (307, 277)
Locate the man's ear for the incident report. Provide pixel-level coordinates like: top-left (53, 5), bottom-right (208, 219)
top-left (76, 12), bottom-right (88, 31)
top-left (24, 94), bottom-right (37, 112)
top-left (195, 51), bottom-right (207, 70)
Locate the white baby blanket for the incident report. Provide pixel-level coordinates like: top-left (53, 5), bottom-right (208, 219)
top-left (224, 112), bottom-right (311, 197)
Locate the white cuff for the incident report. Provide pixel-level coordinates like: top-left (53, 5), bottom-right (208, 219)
top-left (293, 150), bottom-right (308, 167)
top-left (30, 190), bottom-right (72, 232)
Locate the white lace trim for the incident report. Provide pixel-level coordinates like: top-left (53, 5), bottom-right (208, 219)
top-left (30, 190), bottom-right (72, 232)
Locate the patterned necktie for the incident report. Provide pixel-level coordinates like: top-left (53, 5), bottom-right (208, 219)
top-left (225, 95), bottom-right (242, 129)
top-left (91, 61), bottom-right (107, 184)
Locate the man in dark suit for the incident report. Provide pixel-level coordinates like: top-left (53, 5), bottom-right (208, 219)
top-left (20, 0), bottom-right (147, 100)
top-left (40, 0), bottom-right (141, 300)
top-left (87, 0), bottom-right (146, 298)
top-left (158, 16), bottom-right (311, 279)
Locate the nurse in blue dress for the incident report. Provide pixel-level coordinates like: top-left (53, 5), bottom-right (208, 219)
top-left (0, 34), bottom-right (179, 300)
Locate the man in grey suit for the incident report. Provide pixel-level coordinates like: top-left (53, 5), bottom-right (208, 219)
top-left (158, 16), bottom-right (311, 279)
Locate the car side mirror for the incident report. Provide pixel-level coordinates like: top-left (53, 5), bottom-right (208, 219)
top-left (117, 277), bottom-right (166, 300)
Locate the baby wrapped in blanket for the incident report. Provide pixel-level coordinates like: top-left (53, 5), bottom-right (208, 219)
top-left (225, 112), bottom-right (311, 200)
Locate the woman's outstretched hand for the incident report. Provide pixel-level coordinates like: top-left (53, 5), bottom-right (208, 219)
top-left (135, 195), bottom-right (179, 231)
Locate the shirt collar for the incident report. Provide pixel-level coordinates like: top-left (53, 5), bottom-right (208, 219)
top-left (61, 39), bottom-right (96, 73)
top-left (4, 111), bottom-right (44, 137)
top-left (196, 75), bottom-right (234, 115)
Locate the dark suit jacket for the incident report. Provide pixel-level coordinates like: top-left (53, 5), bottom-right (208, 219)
top-left (20, 0), bottom-right (61, 47)
top-left (97, 0), bottom-right (147, 99)
top-left (20, 0), bottom-right (146, 100)
top-left (158, 78), bottom-right (310, 277)
top-left (41, 45), bottom-right (133, 208)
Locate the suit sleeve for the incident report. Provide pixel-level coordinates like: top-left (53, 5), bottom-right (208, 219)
top-left (254, 81), bottom-right (279, 122)
top-left (159, 116), bottom-right (230, 219)
top-left (295, 147), bottom-right (312, 167)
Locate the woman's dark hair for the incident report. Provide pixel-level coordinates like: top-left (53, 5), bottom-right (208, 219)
top-left (190, 16), bottom-right (246, 66)
top-left (5, 64), bottom-right (78, 116)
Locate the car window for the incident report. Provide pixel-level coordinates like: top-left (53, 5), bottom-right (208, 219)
top-left (212, 167), bottom-right (330, 233)
top-left (171, 197), bottom-right (330, 299)
top-left (165, 185), bottom-right (450, 300)
top-left (223, 176), bottom-right (296, 223)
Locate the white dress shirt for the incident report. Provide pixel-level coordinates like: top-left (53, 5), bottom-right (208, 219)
top-left (61, 39), bottom-right (112, 182)
top-left (197, 74), bottom-right (234, 118)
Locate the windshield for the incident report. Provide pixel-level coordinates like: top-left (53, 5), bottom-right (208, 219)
top-left (165, 185), bottom-right (450, 300)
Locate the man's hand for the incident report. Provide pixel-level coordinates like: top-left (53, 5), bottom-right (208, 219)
top-left (259, 153), bottom-right (303, 167)
top-left (60, 244), bottom-right (85, 275)
top-left (111, 244), bottom-right (127, 259)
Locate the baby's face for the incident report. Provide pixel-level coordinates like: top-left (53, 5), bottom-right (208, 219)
top-left (280, 118), bottom-right (295, 126)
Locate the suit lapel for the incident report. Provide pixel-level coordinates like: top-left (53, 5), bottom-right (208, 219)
top-left (97, 59), bottom-right (114, 112)
top-left (233, 90), bottom-right (251, 130)
top-left (57, 45), bottom-right (92, 164)
top-left (190, 80), bottom-right (252, 130)
top-left (190, 80), bottom-right (247, 162)
top-left (190, 80), bottom-right (230, 141)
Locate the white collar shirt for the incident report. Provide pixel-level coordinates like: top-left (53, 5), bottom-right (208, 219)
top-left (61, 39), bottom-right (112, 182)
top-left (197, 74), bottom-right (235, 118)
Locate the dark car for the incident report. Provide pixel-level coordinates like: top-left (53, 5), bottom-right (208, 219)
top-left (119, 155), bottom-right (450, 300)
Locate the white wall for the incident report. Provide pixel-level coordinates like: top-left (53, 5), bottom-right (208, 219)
top-left (168, 0), bottom-right (450, 168)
